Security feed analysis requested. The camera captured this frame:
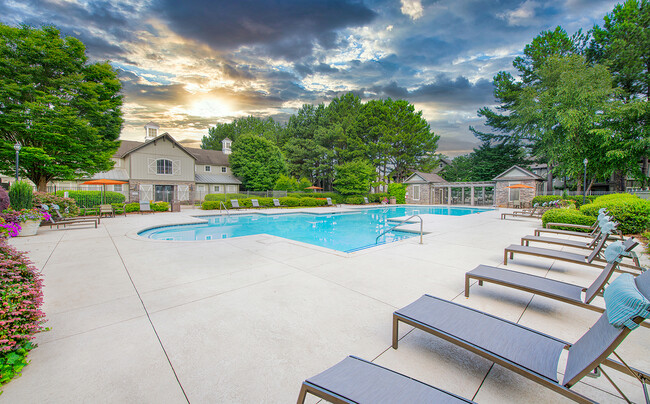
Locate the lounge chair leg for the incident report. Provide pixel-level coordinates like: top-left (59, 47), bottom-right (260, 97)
top-left (296, 384), bottom-right (308, 404)
top-left (504, 250), bottom-right (508, 264)
top-left (392, 315), bottom-right (399, 349)
top-left (465, 275), bottom-right (470, 297)
top-left (478, 280), bottom-right (483, 286)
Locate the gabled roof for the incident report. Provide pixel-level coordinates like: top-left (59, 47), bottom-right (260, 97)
top-left (116, 133), bottom-right (197, 160)
top-left (493, 165), bottom-right (544, 181)
top-left (144, 121), bottom-right (160, 128)
top-left (404, 171), bottom-right (448, 184)
top-left (189, 148), bottom-right (229, 166)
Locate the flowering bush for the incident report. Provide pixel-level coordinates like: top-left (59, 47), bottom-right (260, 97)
top-left (32, 192), bottom-right (79, 218)
top-left (0, 218), bottom-right (20, 239)
top-left (0, 188), bottom-right (9, 212)
top-left (0, 240), bottom-right (46, 385)
top-left (16, 208), bottom-right (50, 223)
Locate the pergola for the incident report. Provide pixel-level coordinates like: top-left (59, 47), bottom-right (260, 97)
top-left (430, 181), bottom-right (496, 206)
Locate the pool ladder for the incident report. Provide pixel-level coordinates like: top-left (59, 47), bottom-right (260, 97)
top-left (376, 214), bottom-right (423, 245)
top-left (219, 201), bottom-right (230, 216)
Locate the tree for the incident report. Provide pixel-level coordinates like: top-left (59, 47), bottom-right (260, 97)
top-left (352, 98), bottom-right (439, 183)
top-left (440, 155), bottom-right (474, 182)
top-left (229, 134), bottom-right (287, 190)
top-left (470, 141), bottom-right (527, 181)
top-left (333, 160), bottom-right (376, 195)
top-left (274, 174), bottom-right (298, 191)
top-left (201, 116), bottom-right (281, 150)
top-left (0, 24), bottom-right (123, 191)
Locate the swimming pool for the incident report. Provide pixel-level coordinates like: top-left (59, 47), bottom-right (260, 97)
top-left (139, 206), bottom-right (491, 253)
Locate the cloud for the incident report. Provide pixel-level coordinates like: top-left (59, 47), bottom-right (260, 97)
top-left (498, 0), bottom-right (541, 26)
top-left (400, 0), bottom-right (424, 20)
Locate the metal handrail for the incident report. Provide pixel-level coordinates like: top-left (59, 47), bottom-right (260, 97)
top-left (219, 201), bottom-right (230, 216)
top-left (376, 214), bottom-right (423, 245)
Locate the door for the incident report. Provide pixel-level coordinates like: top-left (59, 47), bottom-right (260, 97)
top-left (155, 185), bottom-right (174, 202)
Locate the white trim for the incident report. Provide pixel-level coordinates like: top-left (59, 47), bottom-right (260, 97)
top-left (412, 184), bottom-right (421, 201)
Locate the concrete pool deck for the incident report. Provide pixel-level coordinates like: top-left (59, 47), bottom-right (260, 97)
top-left (2, 206), bottom-right (649, 403)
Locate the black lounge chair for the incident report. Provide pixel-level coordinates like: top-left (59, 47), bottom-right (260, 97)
top-left (393, 276), bottom-right (650, 403)
top-left (466, 239), bottom-right (650, 325)
top-left (298, 355), bottom-right (475, 404)
top-left (520, 220), bottom-right (619, 250)
top-left (500, 205), bottom-right (545, 220)
top-left (504, 232), bottom-right (642, 274)
top-left (46, 204), bottom-right (99, 228)
top-left (272, 198), bottom-right (286, 208)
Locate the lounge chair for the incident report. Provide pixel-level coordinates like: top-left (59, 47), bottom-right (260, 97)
top-left (504, 228), bottom-right (641, 274)
top-left (535, 209), bottom-right (624, 241)
top-left (393, 272), bottom-right (650, 403)
top-left (466, 239), bottom-right (650, 323)
top-left (298, 356), bottom-right (474, 404)
top-left (272, 198), bottom-right (286, 208)
top-left (521, 221), bottom-right (618, 250)
top-left (45, 204), bottom-right (99, 228)
top-left (230, 199), bottom-right (242, 209)
top-left (326, 197), bottom-right (334, 207)
top-left (363, 197), bottom-right (369, 204)
top-left (251, 199), bottom-right (262, 209)
top-left (139, 201), bottom-right (153, 214)
top-left (500, 204), bottom-right (542, 220)
top-left (99, 204), bottom-right (114, 218)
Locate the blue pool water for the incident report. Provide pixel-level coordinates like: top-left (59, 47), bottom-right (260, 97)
top-left (139, 206), bottom-right (490, 253)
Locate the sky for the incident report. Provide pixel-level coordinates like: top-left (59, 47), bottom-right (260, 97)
top-left (1, 0), bottom-right (621, 156)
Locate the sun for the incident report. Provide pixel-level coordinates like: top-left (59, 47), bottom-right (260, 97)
top-left (187, 98), bottom-right (233, 118)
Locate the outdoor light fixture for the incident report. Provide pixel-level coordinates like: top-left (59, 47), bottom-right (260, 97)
top-left (14, 142), bottom-right (21, 182)
top-left (583, 158), bottom-right (588, 205)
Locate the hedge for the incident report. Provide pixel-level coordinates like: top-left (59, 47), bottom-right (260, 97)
top-left (388, 183), bottom-right (406, 204)
top-left (541, 208), bottom-right (596, 231)
top-left (532, 194), bottom-right (596, 208)
top-left (201, 196), bottom-right (327, 210)
top-left (580, 193), bottom-right (650, 234)
top-left (121, 202), bottom-right (169, 213)
top-left (287, 192), bottom-right (345, 203)
top-left (0, 240), bottom-right (46, 386)
top-left (54, 190), bottom-right (125, 208)
top-left (204, 193), bottom-right (249, 202)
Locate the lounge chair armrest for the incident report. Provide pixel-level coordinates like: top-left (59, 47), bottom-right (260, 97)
top-left (546, 222), bottom-right (592, 230)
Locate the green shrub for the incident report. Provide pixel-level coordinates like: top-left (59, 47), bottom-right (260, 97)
top-left (368, 193), bottom-right (389, 203)
top-left (346, 196), bottom-right (365, 204)
top-left (202, 201), bottom-right (220, 210)
top-left (388, 183), bottom-right (406, 204)
top-left (580, 193), bottom-right (650, 234)
top-left (54, 190), bottom-right (125, 207)
top-left (541, 208), bottom-right (595, 231)
top-left (151, 202), bottom-right (169, 212)
top-left (287, 192), bottom-right (345, 203)
top-left (204, 193), bottom-right (248, 202)
top-left (32, 192), bottom-right (80, 217)
top-left (532, 194), bottom-right (596, 208)
top-left (278, 197), bottom-right (301, 207)
top-left (124, 202), bottom-right (140, 213)
top-left (0, 240), bottom-right (46, 386)
top-left (8, 181), bottom-right (33, 211)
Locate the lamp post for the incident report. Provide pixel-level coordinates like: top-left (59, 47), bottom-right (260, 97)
top-left (14, 142), bottom-right (21, 183)
top-left (583, 158), bottom-right (588, 205)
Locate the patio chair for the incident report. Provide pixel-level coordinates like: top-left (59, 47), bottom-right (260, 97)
top-left (326, 197), bottom-right (334, 207)
top-left (466, 239), bottom-right (650, 327)
top-left (298, 356), bottom-right (475, 404)
top-left (504, 227), bottom-right (642, 274)
top-left (393, 271), bottom-right (650, 403)
top-left (272, 198), bottom-right (286, 208)
top-left (251, 199), bottom-right (262, 209)
top-left (363, 197), bottom-right (369, 204)
top-left (139, 201), bottom-right (154, 214)
top-left (521, 221), bottom-right (618, 250)
top-left (500, 204), bottom-right (542, 220)
top-left (99, 204), bottom-right (114, 218)
top-left (45, 204), bottom-right (99, 228)
top-left (230, 199), bottom-right (242, 209)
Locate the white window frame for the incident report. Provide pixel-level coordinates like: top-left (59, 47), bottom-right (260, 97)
top-left (412, 185), bottom-right (420, 201)
top-left (156, 159), bottom-right (173, 175)
top-left (113, 184), bottom-right (123, 192)
top-left (147, 128), bottom-right (157, 138)
top-left (227, 185), bottom-right (237, 193)
top-left (213, 185), bottom-right (221, 192)
top-left (205, 165), bottom-right (211, 172)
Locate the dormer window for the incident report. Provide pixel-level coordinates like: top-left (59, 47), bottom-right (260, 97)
top-left (205, 165), bottom-right (211, 172)
top-left (147, 127), bottom-right (158, 138)
top-left (221, 167), bottom-right (227, 173)
top-left (157, 159), bottom-right (173, 175)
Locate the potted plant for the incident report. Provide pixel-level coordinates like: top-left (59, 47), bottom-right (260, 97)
top-left (16, 208), bottom-right (50, 237)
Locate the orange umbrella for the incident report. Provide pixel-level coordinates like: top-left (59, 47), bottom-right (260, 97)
top-left (81, 179), bottom-right (128, 203)
top-left (505, 184), bottom-right (535, 189)
top-left (305, 186), bottom-right (323, 192)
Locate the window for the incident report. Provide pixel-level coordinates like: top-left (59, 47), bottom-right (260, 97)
top-left (205, 165), bottom-right (211, 172)
top-left (221, 167), bottom-right (227, 173)
top-left (227, 185), bottom-right (237, 193)
top-left (509, 183), bottom-right (520, 201)
top-left (213, 185), bottom-right (221, 192)
top-left (147, 128), bottom-right (157, 138)
top-left (156, 159), bottom-right (173, 174)
top-left (413, 185), bottom-right (420, 201)
top-left (113, 184), bottom-right (123, 192)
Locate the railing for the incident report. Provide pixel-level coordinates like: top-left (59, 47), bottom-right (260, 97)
top-left (376, 214), bottom-right (423, 245)
top-left (219, 201), bottom-right (229, 216)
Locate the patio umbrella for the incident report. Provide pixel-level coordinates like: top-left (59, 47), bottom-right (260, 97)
top-left (505, 184), bottom-right (535, 189)
top-left (305, 186), bottom-right (323, 190)
top-left (81, 179), bottom-right (128, 204)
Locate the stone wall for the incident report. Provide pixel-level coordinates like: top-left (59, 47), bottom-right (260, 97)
top-left (495, 180), bottom-right (538, 207)
top-left (405, 183), bottom-right (430, 205)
